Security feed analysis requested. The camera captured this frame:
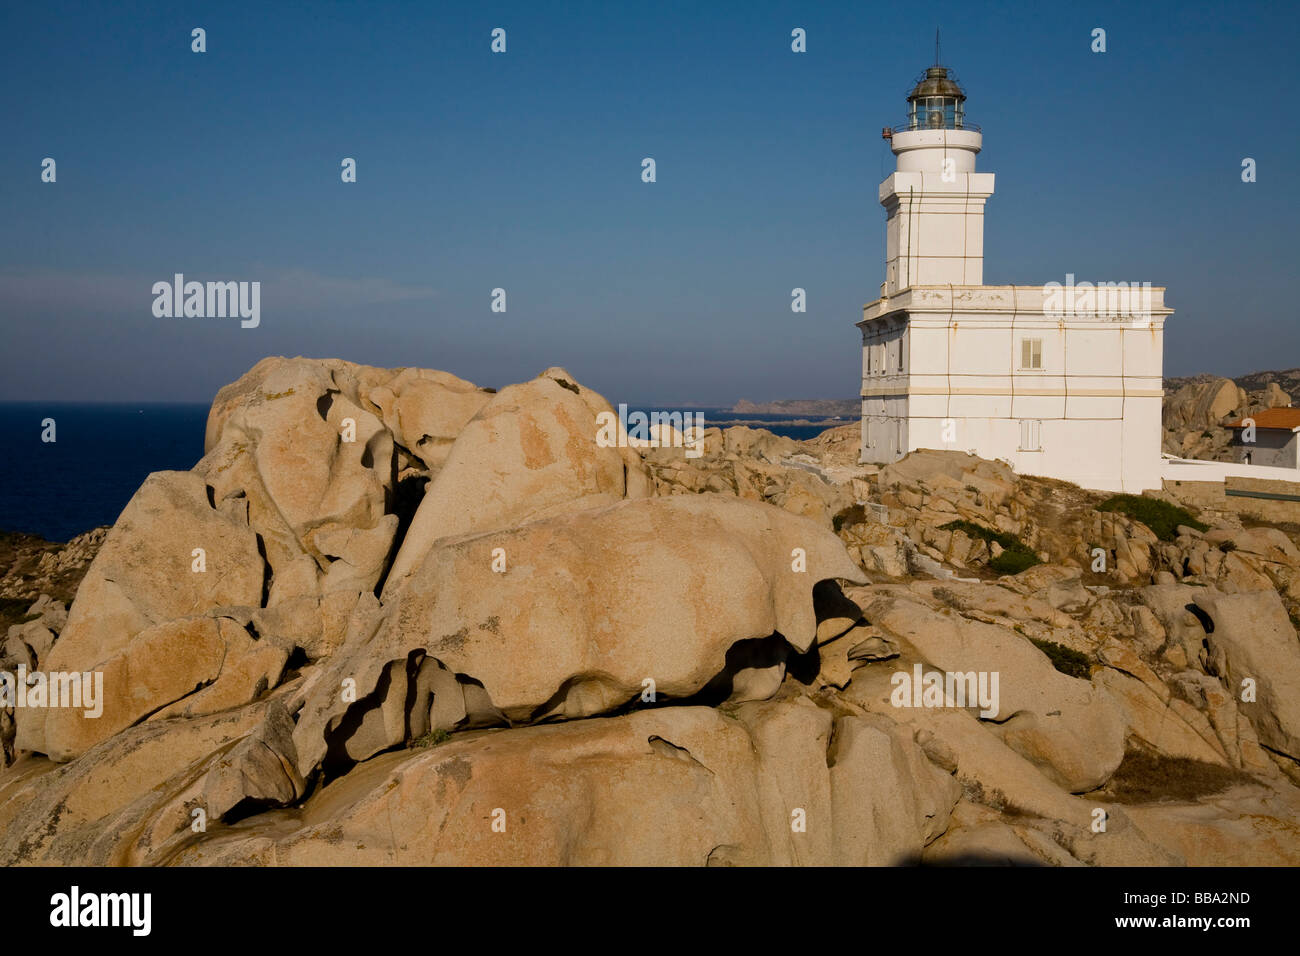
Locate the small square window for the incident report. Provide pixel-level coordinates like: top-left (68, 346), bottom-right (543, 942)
top-left (1020, 338), bottom-right (1043, 370)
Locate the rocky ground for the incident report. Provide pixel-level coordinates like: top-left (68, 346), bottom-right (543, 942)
top-left (1162, 371), bottom-right (1295, 461)
top-left (2, 357), bottom-right (1299, 866)
top-left (0, 529), bottom-right (107, 631)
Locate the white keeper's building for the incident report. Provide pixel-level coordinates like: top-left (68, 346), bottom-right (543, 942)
top-left (858, 61), bottom-right (1172, 493)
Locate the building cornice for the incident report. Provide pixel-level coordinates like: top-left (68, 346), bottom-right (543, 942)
top-left (859, 284), bottom-right (1172, 328)
top-left (860, 385), bottom-right (1166, 399)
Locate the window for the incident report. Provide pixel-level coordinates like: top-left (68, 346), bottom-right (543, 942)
top-left (1020, 338), bottom-right (1043, 370)
top-left (1020, 419), bottom-right (1042, 451)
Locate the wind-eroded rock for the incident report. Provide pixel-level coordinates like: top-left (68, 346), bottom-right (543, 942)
top-left (1193, 589), bottom-right (1300, 763)
top-left (296, 494), bottom-right (867, 775)
top-left (15, 471), bottom-right (265, 760)
top-left (166, 699), bottom-right (958, 867)
top-left (857, 592), bottom-right (1126, 793)
top-left (0, 699), bottom-right (302, 865)
top-left (383, 368), bottom-right (652, 596)
top-left (7, 356), bottom-right (1300, 868)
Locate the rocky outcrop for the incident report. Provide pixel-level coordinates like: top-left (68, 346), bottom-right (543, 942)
top-left (294, 494), bottom-right (865, 776)
top-left (383, 367), bottom-right (652, 596)
top-left (4, 358), bottom-right (1300, 866)
top-left (164, 700), bottom-right (960, 867)
top-left (1162, 374), bottom-right (1293, 460)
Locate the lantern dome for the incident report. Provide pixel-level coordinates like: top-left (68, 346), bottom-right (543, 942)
top-left (905, 65), bottom-right (968, 130)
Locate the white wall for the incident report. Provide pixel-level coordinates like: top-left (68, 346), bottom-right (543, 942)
top-left (1162, 457), bottom-right (1300, 484)
top-left (858, 286), bottom-right (1171, 492)
top-left (1229, 430), bottom-right (1298, 468)
top-left (882, 173), bottom-right (994, 292)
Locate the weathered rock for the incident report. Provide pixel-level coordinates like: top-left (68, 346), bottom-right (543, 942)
top-left (1164, 378), bottom-right (1244, 431)
top-left (845, 661), bottom-right (1096, 825)
top-left (9, 355), bottom-right (1300, 869)
top-left (1122, 787), bottom-right (1300, 866)
top-left (168, 699), bottom-right (957, 866)
top-left (860, 594), bottom-right (1125, 792)
top-left (30, 616), bottom-right (282, 762)
top-left (1096, 668), bottom-right (1228, 765)
top-left (828, 713), bottom-right (961, 864)
top-left (295, 495), bottom-right (866, 776)
top-left (365, 367), bottom-right (492, 471)
top-left (199, 358), bottom-right (397, 583)
top-left (1193, 589), bottom-right (1300, 761)
top-left (383, 368), bottom-right (652, 596)
top-left (0, 701), bottom-right (294, 865)
top-left (14, 471), bottom-right (265, 760)
top-left (4, 620), bottom-right (55, 670)
top-left (924, 800), bottom-right (1081, 865)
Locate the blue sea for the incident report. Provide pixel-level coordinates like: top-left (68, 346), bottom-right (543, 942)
top-left (0, 402), bottom-right (846, 542)
top-left (0, 403), bottom-right (211, 542)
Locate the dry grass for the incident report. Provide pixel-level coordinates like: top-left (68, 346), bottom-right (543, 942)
top-left (1099, 750), bottom-right (1255, 804)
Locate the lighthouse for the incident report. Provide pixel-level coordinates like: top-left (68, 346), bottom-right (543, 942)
top-left (858, 53), bottom-right (1172, 493)
top-left (880, 62), bottom-right (993, 293)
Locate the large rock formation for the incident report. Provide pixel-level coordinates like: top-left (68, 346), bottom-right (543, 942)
top-left (3, 357), bottom-right (1300, 866)
top-left (1162, 373), bottom-right (1293, 460)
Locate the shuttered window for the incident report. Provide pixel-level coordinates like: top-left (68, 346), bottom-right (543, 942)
top-left (1020, 419), bottom-right (1042, 451)
top-left (1020, 338), bottom-right (1043, 369)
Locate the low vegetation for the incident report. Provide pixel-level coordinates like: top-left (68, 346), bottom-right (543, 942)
top-left (1102, 750), bottom-right (1254, 804)
top-left (939, 519), bottom-right (1042, 575)
top-left (411, 728), bottom-right (452, 748)
top-left (1028, 637), bottom-right (1093, 680)
top-left (1097, 494), bottom-right (1208, 541)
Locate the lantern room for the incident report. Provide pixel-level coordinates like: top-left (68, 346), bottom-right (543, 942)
top-left (906, 65), bottom-right (967, 130)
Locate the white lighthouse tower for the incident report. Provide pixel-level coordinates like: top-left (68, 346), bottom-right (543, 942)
top-left (859, 52), bottom-right (1172, 493)
top-left (881, 60), bottom-right (993, 293)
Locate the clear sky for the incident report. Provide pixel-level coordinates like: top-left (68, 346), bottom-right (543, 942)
top-left (2, 0), bottom-right (1296, 404)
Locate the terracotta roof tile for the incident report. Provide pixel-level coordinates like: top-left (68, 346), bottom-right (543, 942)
top-left (1225, 407), bottom-right (1300, 430)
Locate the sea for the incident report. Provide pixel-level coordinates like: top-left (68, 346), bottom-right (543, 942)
top-left (0, 403), bottom-right (852, 542)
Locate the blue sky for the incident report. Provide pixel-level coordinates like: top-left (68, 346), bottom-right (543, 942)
top-left (2, 0), bottom-right (1296, 404)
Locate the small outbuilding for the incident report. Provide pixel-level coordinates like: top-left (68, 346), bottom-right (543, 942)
top-left (1225, 407), bottom-right (1300, 468)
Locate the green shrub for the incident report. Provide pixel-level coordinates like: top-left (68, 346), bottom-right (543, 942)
top-left (989, 548), bottom-right (1041, 575)
top-left (1096, 494), bottom-right (1208, 541)
top-left (412, 728), bottom-right (452, 748)
top-left (939, 520), bottom-right (1042, 574)
top-left (1029, 638), bottom-right (1093, 680)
